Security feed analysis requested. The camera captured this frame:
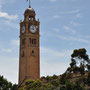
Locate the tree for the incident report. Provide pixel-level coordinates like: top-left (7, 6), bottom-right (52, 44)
top-left (70, 59), bottom-right (76, 68)
top-left (46, 76), bottom-right (52, 82)
top-left (66, 82), bottom-right (73, 90)
top-left (24, 79), bottom-right (34, 89)
top-left (87, 64), bottom-right (90, 72)
top-left (60, 73), bottom-right (67, 84)
top-left (73, 81), bottom-right (83, 90)
top-left (32, 79), bottom-right (42, 89)
top-left (73, 66), bottom-right (79, 73)
top-left (79, 65), bottom-right (85, 75)
top-left (50, 80), bottom-right (59, 87)
top-left (0, 75), bottom-right (18, 90)
top-left (45, 83), bottom-right (55, 90)
top-left (70, 48), bottom-right (89, 75)
top-left (11, 84), bottom-right (18, 90)
top-left (67, 67), bottom-right (72, 73)
top-left (52, 74), bottom-right (58, 80)
top-left (24, 79), bottom-right (42, 90)
top-left (87, 72), bottom-right (90, 86)
top-left (71, 48), bottom-right (89, 66)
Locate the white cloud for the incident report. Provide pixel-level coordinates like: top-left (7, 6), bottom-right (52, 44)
top-left (41, 47), bottom-right (72, 58)
top-left (0, 48), bottom-right (12, 53)
top-left (58, 9), bottom-right (82, 19)
top-left (53, 28), bottom-right (60, 32)
top-left (57, 35), bottom-right (90, 44)
top-left (70, 21), bottom-right (82, 26)
top-left (0, 19), bottom-right (19, 30)
top-left (0, 1), bottom-right (18, 29)
top-left (0, 12), bottom-right (18, 29)
top-left (49, 0), bottom-right (56, 2)
top-left (11, 40), bottom-right (19, 46)
top-left (63, 26), bottom-right (77, 34)
top-left (41, 28), bottom-right (90, 45)
top-left (0, 0), bottom-right (4, 5)
top-left (40, 47), bottom-right (72, 76)
top-left (0, 56), bottom-right (18, 84)
top-left (59, 9), bottom-right (80, 14)
top-left (41, 61), bottom-right (69, 76)
top-left (4, 20), bottom-right (19, 29)
top-left (53, 15), bottom-right (61, 19)
top-left (0, 12), bottom-right (18, 20)
top-left (0, 0), bottom-right (15, 6)
top-left (76, 13), bottom-right (82, 18)
top-left (0, 5), bottom-right (2, 10)
top-left (69, 0), bottom-right (75, 1)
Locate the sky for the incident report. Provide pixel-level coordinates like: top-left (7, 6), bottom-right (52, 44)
top-left (0, 0), bottom-right (90, 84)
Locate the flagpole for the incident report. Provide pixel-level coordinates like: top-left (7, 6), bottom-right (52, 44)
top-left (29, 0), bottom-right (31, 8)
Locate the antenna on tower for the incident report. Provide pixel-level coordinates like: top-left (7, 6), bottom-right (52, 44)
top-left (29, 0), bottom-right (31, 8)
top-left (27, 0), bottom-right (31, 8)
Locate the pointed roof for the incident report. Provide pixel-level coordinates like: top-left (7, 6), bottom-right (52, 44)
top-left (24, 7), bottom-right (35, 14)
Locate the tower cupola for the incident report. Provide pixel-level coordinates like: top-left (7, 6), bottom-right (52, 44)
top-left (24, 7), bottom-right (36, 21)
top-left (24, 8), bottom-right (35, 14)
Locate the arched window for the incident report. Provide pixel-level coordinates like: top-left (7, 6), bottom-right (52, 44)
top-left (32, 39), bottom-right (34, 44)
top-left (22, 51), bottom-right (25, 57)
top-left (32, 50), bottom-right (34, 55)
top-left (30, 38), bottom-right (37, 45)
top-left (22, 38), bottom-right (26, 45)
top-left (34, 39), bottom-right (36, 44)
top-left (29, 15), bottom-right (33, 21)
top-left (30, 38), bottom-right (31, 44)
top-left (29, 15), bottom-right (31, 21)
top-left (31, 18), bottom-right (33, 21)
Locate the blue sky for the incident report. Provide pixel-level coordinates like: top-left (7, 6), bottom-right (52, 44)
top-left (0, 0), bottom-right (90, 84)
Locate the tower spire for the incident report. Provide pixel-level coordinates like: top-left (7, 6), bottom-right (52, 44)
top-left (27, 0), bottom-right (31, 8)
top-left (29, 0), bottom-right (31, 8)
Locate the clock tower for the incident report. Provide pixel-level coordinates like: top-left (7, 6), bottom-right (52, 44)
top-left (18, 3), bottom-right (40, 86)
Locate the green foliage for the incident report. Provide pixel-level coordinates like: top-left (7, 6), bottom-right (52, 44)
top-left (46, 76), bottom-right (52, 82)
top-left (73, 66), bottom-right (79, 73)
top-left (67, 67), bottom-right (72, 72)
top-left (70, 48), bottom-right (90, 75)
top-left (32, 79), bottom-right (42, 88)
top-left (71, 48), bottom-right (88, 60)
top-left (66, 72), bottom-right (72, 79)
top-left (25, 79), bottom-right (34, 89)
top-left (87, 64), bottom-right (90, 71)
top-left (52, 74), bottom-right (58, 80)
top-left (45, 83), bottom-right (55, 90)
top-left (0, 75), bottom-right (18, 90)
top-left (24, 79), bottom-right (42, 90)
top-left (60, 85), bottom-right (66, 90)
top-left (11, 84), bottom-right (18, 90)
top-left (73, 81), bottom-right (84, 90)
top-left (66, 82), bottom-right (73, 90)
top-left (60, 73), bottom-right (67, 84)
top-left (50, 80), bottom-right (59, 87)
top-left (70, 59), bottom-right (76, 68)
top-left (87, 72), bottom-right (90, 86)
top-left (79, 65), bottom-right (85, 75)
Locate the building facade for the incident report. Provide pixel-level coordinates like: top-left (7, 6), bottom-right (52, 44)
top-left (18, 5), bottom-right (40, 86)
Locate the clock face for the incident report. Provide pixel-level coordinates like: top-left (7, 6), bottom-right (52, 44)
top-left (29, 25), bottom-right (37, 33)
top-left (22, 26), bottom-right (25, 33)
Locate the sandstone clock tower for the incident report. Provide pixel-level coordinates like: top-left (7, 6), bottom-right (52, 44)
top-left (18, 2), bottom-right (40, 86)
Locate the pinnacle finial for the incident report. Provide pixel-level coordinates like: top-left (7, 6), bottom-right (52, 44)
top-left (27, 0), bottom-right (31, 8)
top-left (29, 0), bottom-right (31, 8)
